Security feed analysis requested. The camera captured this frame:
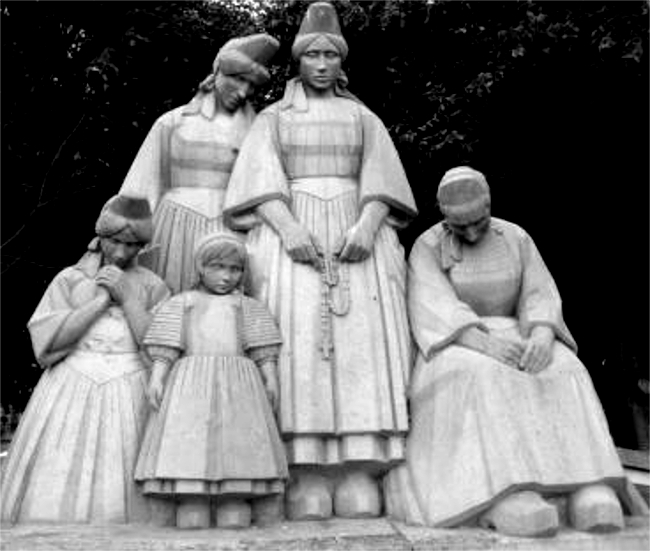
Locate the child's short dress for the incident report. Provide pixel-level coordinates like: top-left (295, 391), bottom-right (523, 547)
top-left (135, 291), bottom-right (288, 497)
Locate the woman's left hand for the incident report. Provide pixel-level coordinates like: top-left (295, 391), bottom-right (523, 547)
top-left (520, 326), bottom-right (555, 374)
top-left (335, 222), bottom-right (374, 262)
top-left (335, 201), bottom-right (388, 263)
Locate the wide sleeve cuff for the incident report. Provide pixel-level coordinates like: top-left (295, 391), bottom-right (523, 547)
top-left (248, 344), bottom-right (281, 366)
top-left (358, 109), bottom-right (418, 227)
top-left (143, 294), bottom-right (187, 351)
top-left (240, 296), bottom-right (282, 350)
top-left (147, 346), bottom-right (181, 365)
top-left (223, 109), bottom-right (292, 229)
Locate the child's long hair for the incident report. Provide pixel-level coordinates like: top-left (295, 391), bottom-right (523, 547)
top-left (193, 232), bottom-right (252, 295)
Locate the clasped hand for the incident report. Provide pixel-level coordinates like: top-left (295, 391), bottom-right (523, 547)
top-left (484, 326), bottom-right (554, 374)
top-left (519, 326), bottom-right (554, 374)
top-left (95, 265), bottom-right (136, 305)
top-left (484, 335), bottom-right (525, 369)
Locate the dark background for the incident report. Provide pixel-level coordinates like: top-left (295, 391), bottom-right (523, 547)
top-left (1, 0), bottom-right (648, 449)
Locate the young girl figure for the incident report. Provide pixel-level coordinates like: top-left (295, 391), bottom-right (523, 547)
top-left (135, 232), bottom-right (287, 529)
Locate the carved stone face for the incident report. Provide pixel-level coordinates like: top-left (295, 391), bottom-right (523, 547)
top-left (214, 73), bottom-right (255, 113)
top-left (99, 232), bottom-right (143, 269)
top-left (299, 35), bottom-right (341, 95)
top-left (200, 256), bottom-right (244, 295)
top-left (444, 205), bottom-right (492, 245)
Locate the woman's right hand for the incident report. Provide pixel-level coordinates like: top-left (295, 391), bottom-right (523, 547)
top-left (280, 222), bottom-right (323, 267)
top-left (483, 335), bottom-right (525, 368)
top-left (95, 265), bottom-right (138, 305)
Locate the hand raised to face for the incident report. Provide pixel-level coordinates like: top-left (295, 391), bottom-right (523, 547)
top-left (95, 265), bottom-right (137, 305)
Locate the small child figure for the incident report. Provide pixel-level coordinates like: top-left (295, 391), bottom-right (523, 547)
top-left (135, 232), bottom-right (288, 529)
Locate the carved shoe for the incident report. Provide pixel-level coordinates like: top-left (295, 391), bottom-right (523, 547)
top-left (334, 470), bottom-right (381, 518)
top-left (479, 491), bottom-right (559, 538)
top-left (286, 472), bottom-right (333, 520)
top-left (176, 497), bottom-right (211, 529)
top-left (215, 498), bottom-right (252, 529)
top-left (568, 484), bottom-right (624, 533)
top-left (252, 495), bottom-right (284, 526)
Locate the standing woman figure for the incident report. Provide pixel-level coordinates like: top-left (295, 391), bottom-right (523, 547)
top-left (224, 2), bottom-right (417, 521)
top-left (1, 196), bottom-right (169, 524)
top-left (119, 34), bottom-right (279, 293)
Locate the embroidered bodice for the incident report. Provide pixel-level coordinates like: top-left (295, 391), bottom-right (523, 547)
top-left (278, 98), bottom-right (362, 180)
top-left (448, 230), bottom-right (521, 318)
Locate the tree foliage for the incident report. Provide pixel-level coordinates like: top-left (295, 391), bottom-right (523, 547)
top-left (1, 0), bottom-right (648, 447)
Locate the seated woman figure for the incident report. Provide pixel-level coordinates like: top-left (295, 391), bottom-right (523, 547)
top-left (384, 166), bottom-right (648, 537)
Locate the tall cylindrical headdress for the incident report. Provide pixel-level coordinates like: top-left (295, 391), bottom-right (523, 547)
top-left (95, 195), bottom-right (153, 244)
top-left (213, 33), bottom-right (280, 85)
top-left (292, 1), bottom-right (348, 60)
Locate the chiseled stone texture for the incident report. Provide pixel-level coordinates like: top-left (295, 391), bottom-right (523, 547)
top-left (1, 516), bottom-right (648, 551)
top-left (392, 516), bottom-right (649, 551)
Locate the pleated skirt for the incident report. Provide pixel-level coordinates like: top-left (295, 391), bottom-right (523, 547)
top-left (0, 351), bottom-right (151, 524)
top-left (245, 178), bottom-right (411, 469)
top-left (384, 317), bottom-right (647, 526)
top-left (135, 355), bottom-right (287, 497)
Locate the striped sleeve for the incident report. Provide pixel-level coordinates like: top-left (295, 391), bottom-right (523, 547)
top-left (143, 293), bottom-right (187, 351)
top-left (240, 296), bottom-right (282, 351)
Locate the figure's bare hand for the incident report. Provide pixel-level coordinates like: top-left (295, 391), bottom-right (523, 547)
top-left (147, 375), bottom-right (164, 410)
top-left (484, 335), bottom-right (525, 368)
top-left (280, 222), bottom-right (323, 267)
top-left (95, 265), bottom-right (123, 298)
top-left (520, 326), bottom-right (554, 374)
top-left (335, 222), bottom-right (374, 263)
top-left (95, 265), bottom-right (136, 305)
top-left (260, 362), bottom-right (279, 413)
top-left (264, 374), bottom-right (280, 413)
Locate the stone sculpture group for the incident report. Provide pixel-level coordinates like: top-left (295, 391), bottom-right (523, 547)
top-left (1, 1), bottom-right (647, 539)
